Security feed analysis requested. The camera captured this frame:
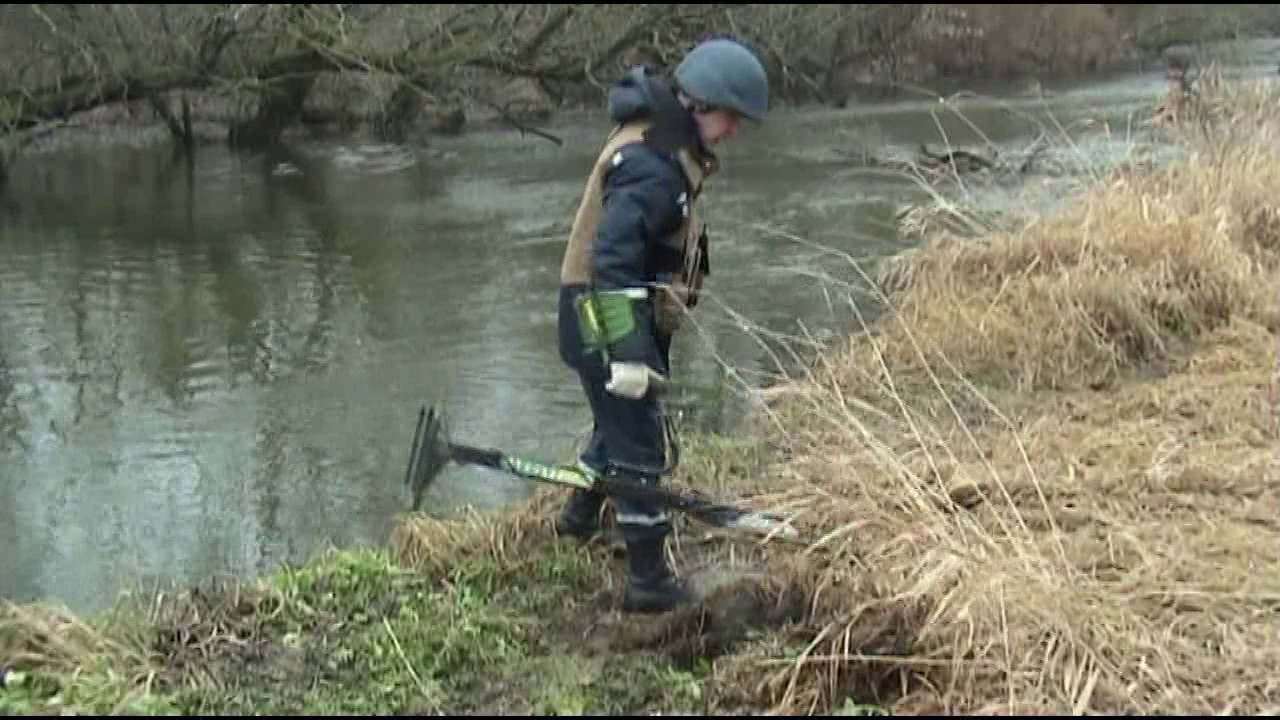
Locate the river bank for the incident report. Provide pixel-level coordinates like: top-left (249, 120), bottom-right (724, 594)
top-left (3, 62), bottom-right (1277, 716)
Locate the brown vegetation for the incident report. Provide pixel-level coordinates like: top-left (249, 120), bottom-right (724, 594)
top-left (701, 73), bottom-right (1280, 714)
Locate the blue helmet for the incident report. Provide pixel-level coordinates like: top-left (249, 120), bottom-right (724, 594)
top-left (673, 39), bottom-right (769, 123)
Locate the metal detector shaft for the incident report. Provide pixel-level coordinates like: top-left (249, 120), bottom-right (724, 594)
top-left (449, 442), bottom-right (798, 539)
top-left (406, 405), bottom-right (799, 541)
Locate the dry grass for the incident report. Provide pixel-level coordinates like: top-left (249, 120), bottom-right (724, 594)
top-left (391, 494), bottom-right (565, 576)
top-left (736, 315), bottom-right (1278, 714)
top-left (0, 599), bottom-right (166, 713)
top-left (0, 602), bottom-right (149, 678)
top-left (710, 74), bottom-right (1280, 715)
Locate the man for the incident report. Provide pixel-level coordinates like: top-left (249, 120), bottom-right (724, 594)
top-left (553, 38), bottom-right (770, 614)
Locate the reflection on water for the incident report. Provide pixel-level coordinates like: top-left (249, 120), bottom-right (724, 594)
top-left (0, 60), bottom-right (1212, 613)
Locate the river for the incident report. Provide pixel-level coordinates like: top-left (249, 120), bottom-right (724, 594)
top-left (2, 41), bottom-right (1274, 614)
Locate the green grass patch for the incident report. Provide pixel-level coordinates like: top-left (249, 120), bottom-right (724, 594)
top-left (2, 531), bottom-right (730, 716)
top-left (169, 547), bottom-right (533, 715)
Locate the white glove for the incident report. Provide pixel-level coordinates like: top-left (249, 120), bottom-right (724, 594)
top-left (605, 362), bottom-right (668, 400)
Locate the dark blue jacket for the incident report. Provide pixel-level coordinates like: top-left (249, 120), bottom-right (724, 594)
top-left (557, 68), bottom-right (710, 373)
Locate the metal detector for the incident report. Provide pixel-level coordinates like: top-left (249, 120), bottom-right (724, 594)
top-left (403, 405), bottom-right (799, 541)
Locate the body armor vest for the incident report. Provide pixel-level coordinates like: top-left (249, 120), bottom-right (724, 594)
top-left (559, 120), bottom-right (713, 335)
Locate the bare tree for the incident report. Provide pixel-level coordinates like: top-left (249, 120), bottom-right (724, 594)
top-left (0, 4), bottom-right (733, 149)
top-left (2, 3), bottom-right (1274, 156)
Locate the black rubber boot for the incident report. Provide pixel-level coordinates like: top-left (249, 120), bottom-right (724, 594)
top-left (621, 535), bottom-right (689, 614)
top-left (554, 488), bottom-right (605, 540)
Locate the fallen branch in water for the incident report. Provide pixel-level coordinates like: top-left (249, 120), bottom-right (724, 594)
top-left (477, 97), bottom-right (563, 146)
